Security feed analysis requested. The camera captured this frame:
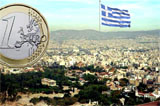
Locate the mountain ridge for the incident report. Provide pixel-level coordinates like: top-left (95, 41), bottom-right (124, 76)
top-left (50, 29), bottom-right (160, 41)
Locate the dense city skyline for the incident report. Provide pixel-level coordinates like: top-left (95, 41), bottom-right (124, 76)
top-left (1, 32), bottom-right (160, 105)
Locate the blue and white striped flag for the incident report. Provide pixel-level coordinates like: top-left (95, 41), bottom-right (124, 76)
top-left (101, 4), bottom-right (131, 28)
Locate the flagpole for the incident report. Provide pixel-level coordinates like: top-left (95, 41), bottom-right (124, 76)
top-left (99, 0), bottom-right (101, 32)
top-left (158, 32), bottom-right (160, 74)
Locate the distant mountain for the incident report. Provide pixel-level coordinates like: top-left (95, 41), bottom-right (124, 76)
top-left (50, 29), bottom-right (160, 41)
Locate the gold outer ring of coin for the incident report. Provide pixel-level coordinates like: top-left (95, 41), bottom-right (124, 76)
top-left (0, 3), bottom-right (50, 68)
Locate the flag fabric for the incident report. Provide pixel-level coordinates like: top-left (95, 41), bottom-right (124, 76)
top-left (101, 4), bottom-right (131, 28)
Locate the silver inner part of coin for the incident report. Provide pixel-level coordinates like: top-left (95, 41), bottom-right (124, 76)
top-left (0, 12), bottom-right (41, 60)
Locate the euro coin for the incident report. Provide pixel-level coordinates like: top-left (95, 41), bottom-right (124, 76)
top-left (0, 4), bottom-right (49, 68)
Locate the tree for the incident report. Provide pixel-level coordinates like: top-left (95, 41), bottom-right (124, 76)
top-left (30, 97), bottom-right (40, 105)
top-left (137, 83), bottom-right (147, 92)
top-left (83, 74), bottom-right (98, 84)
top-left (110, 90), bottom-right (122, 105)
top-left (78, 84), bottom-right (109, 104)
top-left (119, 78), bottom-right (129, 86)
top-left (64, 97), bottom-right (78, 105)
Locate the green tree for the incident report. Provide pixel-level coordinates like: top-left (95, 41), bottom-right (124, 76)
top-left (119, 78), bottom-right (129, 86)
top-left (78, 84), bottom-right (109, 104)
top-left (137, 83), bottom-right (147, 92)
top-left (83, 74), bottom-right (98, 84)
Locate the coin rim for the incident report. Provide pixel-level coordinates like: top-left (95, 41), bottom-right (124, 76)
top-left (0, 3), bottom-right (50, 68)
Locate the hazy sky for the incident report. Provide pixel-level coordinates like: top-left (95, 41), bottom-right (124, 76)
top-left (0, 0), bottom-right (160, 31)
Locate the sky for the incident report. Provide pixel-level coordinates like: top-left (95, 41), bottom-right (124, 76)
top-left (0, 0), bottom-right (160, 32)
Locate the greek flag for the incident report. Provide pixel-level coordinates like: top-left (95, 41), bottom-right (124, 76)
top-left (101, 4), bottom-right (131, 27)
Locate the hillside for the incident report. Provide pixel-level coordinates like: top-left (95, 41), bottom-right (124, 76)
top-left (50, 29), bottom-right (160, 41)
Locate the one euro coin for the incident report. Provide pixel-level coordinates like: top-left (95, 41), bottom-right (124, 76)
top-left (0, 4), bottom-right (49, 68)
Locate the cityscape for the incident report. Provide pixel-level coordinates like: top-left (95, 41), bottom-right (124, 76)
top-left (0, 30), bottom-right (160, 106)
